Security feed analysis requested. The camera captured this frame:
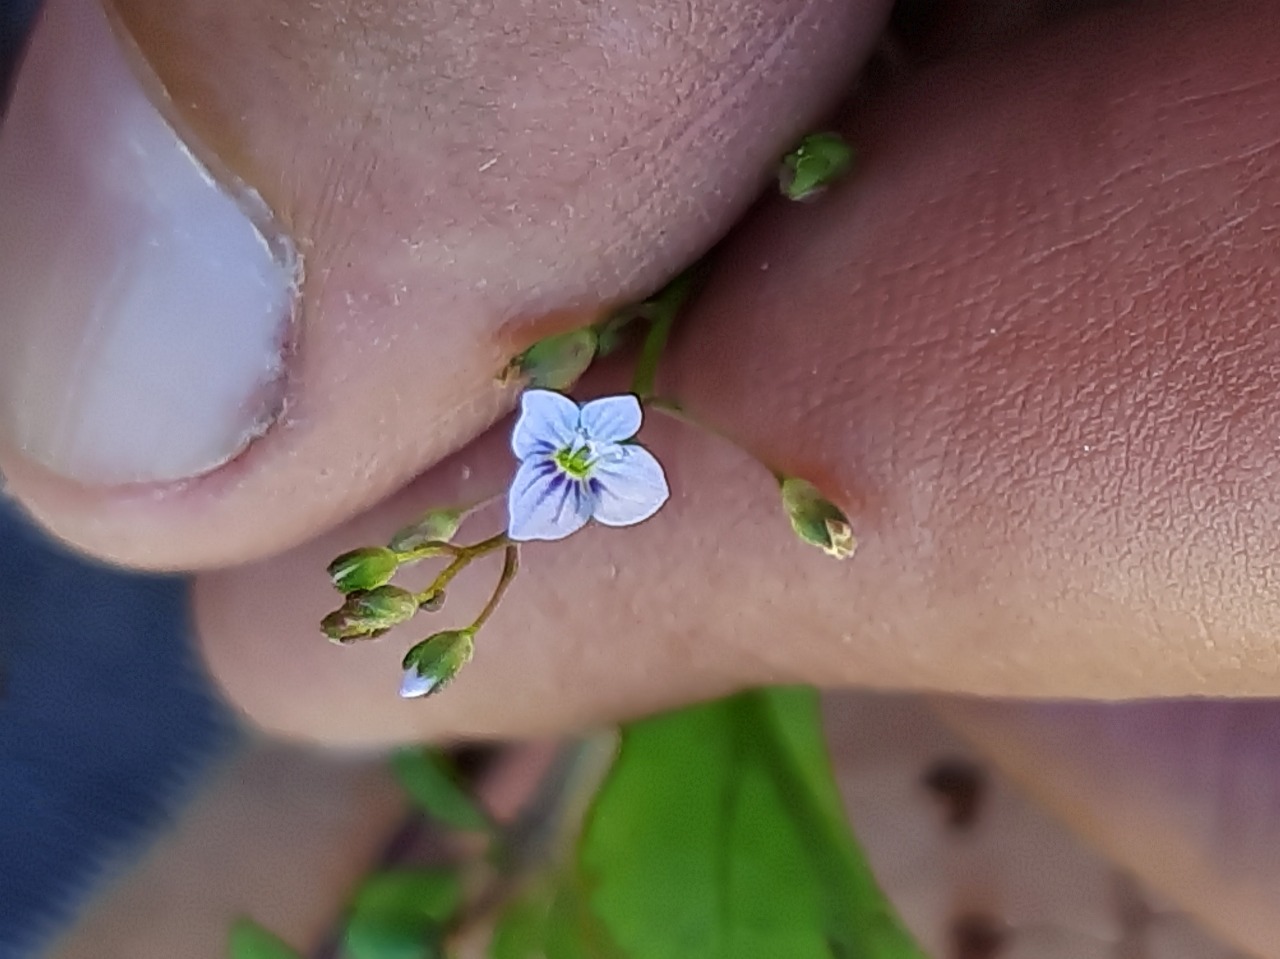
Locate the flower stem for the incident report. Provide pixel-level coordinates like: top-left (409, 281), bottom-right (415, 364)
top-left (397, 541), bottom-right (464, 563)
top-left (631, 269), bottom-right (698, 400)
top-left (460, 532), bottom-right (511, 560)
top-left (415, 532), bottom-right (510, 606)
top-left (648, 395), bottom-right (784, 483)
top-left (470, 544), bottom-right (520, 633)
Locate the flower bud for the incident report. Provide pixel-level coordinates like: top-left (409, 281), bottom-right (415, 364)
top-left (780, 477), bottom-right (856, 560)
top-left (400, 629), bottom-right (476, 699)
top-left (327, 546), bottom-right (400, 593)
top-left (502, 328), bottom-right (598, 390)
top-left (419, 590), bottom-right (446, 613)
top-left (322, 586), bottom-right (420, 643)
top-left (779, 132), bottom-right (854, 202)
top-left (388, 508), bottom-right (464, 553)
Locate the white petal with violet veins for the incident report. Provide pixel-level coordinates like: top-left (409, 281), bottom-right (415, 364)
top-left (579, 394), bottom-right (642, 444)
top-left (511, 390), bottom-right (580, 459)
top-left (507, 457), bottom-right (592, 541)
top-left (591, 445), bottom-right (669, 527)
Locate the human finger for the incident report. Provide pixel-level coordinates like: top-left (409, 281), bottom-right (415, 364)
top-left (0, 0), bottom-right (889, 568)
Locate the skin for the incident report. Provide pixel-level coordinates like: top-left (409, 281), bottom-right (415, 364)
top-left (197, 0), bottom-right (1280, 724)
top-left (8, 0), bottom-right (1280, 953)
top-left (0, 0), bottom-right (890, 568)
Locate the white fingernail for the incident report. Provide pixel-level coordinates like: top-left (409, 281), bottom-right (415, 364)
top-left (0, 0), bottom-right (298, 484)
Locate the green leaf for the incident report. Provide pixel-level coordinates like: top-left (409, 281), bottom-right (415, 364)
top-left (544, 870), bottom-right (629, 959)
top-left (344, 869), bottom-right (462, 959)
top-left (578, 687), bottom-right (927, 959)
top-left (486, 872), bottom-right (626, 959)
top-left (392, 747), bottom-right (493, 832)
top-left (227, 919), bottom-right (302, 959)
top-left (489, 885), bottom-right (554, 959)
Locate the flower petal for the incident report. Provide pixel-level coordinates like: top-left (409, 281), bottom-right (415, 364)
top-left (511, 389), bottom-right (580, 460)
top-left (590, 444), bottom-right (669, 527)
top-left (579, 394), bottom-right (642, 444)
top-left (507, 456), bottom-right (592, 541)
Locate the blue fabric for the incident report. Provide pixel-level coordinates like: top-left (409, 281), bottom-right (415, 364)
top-left (0, 6), bottom-right (239, 956)
top-left (0, 0), bottom-right (36, 96)
top-left (0, 494), bottom-right (239, 959)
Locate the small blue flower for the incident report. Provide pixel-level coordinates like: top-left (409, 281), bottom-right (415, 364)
top-left (507, 390), bottom-right (670, 542)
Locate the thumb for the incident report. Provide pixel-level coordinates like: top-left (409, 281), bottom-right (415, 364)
top-left (0, 0), bottom-right (888, 567)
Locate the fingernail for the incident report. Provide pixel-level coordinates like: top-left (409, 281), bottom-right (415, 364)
top-left (0, 0), bottom-right (298, 485)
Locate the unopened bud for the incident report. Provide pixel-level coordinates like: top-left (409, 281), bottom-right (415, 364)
top-left (501, 328), bottom-right (598, 390)
top-left (322, 586), bottom-right (420, 643)
top-left (780, 477), bottom-right (856, 560)
top-left (388, 508), bottom-right (465, 553)
top-left (327, 546), bottom-right (400, 593)
top-left (400, 629), bottom-right (475, 698)
top-left (779, 132), bottom-right (854, 202)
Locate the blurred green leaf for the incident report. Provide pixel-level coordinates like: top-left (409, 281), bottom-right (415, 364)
top-left (488, 872), bottom-right (625, 959)
top-left (392, 747), bottom-right (492, 833)
top-left (344, 869), bottom-right (462, 959)
top-left (578, 687), bottom-right (928, 959)
top-left (544, 871), bottom-right (627, 959)
top-left (228, 919), bottom-right (302, 959)
top-left (489, 888), bottom-right (550, 959)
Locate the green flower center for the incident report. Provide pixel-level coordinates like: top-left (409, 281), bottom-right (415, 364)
top-left (554, 445), bottom-right (595, 479)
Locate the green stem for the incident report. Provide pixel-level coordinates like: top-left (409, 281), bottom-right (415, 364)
top-left (415, 532), bottom-right (510, 606)
top-left (461, 532), bottom-right (512, 560)
top-left (647, 395), bottom-right (784, 483)
top-left (630, 270), bottom-right (697, 399)
top-left (470, 545), bottom-right (520, 633)
top-left (397, 540), bottom-right (464, 563)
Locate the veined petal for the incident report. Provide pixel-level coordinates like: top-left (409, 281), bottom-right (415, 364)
top-left (579, 393), bottom-right (643, 444)
top-left (512, 389), bottom-right (581, 460)
top-left (507, 456), bottom-right (592, 541)
top-left (590, 444), bottom-right (669, 527)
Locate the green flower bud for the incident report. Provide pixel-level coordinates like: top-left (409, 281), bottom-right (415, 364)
top-left (779, 132), bottom-right (854, 202)
top-left (327, 546), bottom-right (400, 593)
top-left (400, 629), bottom-right (475, 698)
top-left (502, 328), bottom-right (598, 390)
top-left (780, 477), bottom-right (856, 560)
top-left (322, 586), bottom-right (421, 643)
top-left (388, 508), bottom-right (465, 553)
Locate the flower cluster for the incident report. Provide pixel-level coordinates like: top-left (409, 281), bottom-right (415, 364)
top-left (319, 162), bottom-right (858, 701)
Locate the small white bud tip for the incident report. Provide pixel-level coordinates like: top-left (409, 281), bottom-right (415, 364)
top-left (399, 667), bottom-right (439, 699)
